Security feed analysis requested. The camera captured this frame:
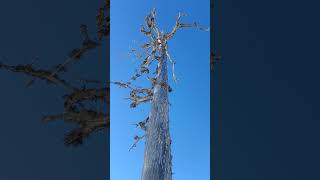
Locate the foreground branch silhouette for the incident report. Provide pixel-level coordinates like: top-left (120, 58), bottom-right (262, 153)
top-left (0, 0), bottom-right (109, 146)
top-left (113, 8), bottom-right (208, 180)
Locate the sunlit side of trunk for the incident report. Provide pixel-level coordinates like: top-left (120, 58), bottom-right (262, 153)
top-left (141, 46), bottom-right (172, 180)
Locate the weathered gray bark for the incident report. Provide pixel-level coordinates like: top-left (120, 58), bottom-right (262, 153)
top-left (141, 45), bottom-right (172, 180)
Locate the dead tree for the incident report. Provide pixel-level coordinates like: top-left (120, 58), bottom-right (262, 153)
top-left (0, 0), bottom-right (109, 146)
top-left (113, 8), bottom-right (208, 180)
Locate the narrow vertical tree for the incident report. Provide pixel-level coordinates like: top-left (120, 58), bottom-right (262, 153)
top-left (113, 8), bottom-right (208, 180)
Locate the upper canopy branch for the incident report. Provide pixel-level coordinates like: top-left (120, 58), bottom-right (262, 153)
top-left (112, 8), bottom-right (209, 152)
top-left (132, 9), bottom-right (209, 85)
top-left (165, 12), bottom-right (209, 41)
top-left (114, 8), bottom-right (208, 109)
top-left (140, 8), bottom-right (160, 41)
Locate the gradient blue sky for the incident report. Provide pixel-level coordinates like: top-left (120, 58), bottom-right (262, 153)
top-left (110, 0), bottom-right (210, 179)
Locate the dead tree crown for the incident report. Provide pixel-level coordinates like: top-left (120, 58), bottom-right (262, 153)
top-left (112, 8), bottom-right (208, 150)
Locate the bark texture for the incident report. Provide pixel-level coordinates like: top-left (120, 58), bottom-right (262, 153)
top-left (141, 47), bottom-right (172, 180)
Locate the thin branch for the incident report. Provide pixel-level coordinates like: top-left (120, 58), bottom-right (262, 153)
top-left (132, 117), bottom-right (148, 131)
top-left (111, 81), bottom-right (132, 88)
top-left (129, 135), bottom-right (145, 151)
top-left (63, 87), bottom-right (109, 111)
top-left (43, 109), bottom-right (109, 146)
top-left (165, 49), bottom-right (179, 84)
top-left (0, 62), bottom-right (74, 91)
top-left (165, 12), bottom-right (209, 40)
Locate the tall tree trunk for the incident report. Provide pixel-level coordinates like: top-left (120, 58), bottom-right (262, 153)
top-left (141, 46), bottom-right (172, 180)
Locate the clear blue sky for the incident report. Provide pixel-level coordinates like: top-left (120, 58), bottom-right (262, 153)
top-left (110, 0), bottom-right (210, 180)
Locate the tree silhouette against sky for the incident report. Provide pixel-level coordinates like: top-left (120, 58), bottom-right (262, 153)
top-left (112, 8), bottom-right (208, 180)
top-left (0, 0), bottom-right (109, 146)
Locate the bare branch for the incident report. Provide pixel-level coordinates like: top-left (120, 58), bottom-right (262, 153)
top-left (1, 0), bottom-right (110, 147)
top-left (0, 62), bottom-right (74, 90)
top-left (111, 81), bottom-right (132, 88)
top-left (129, 135), bottom-right (145, 151)
top-left (63, 87), bottom-right (109, 111)
top-left (96, 1), bottom-right (109, 40)
top-left (127, 94), bottom-right (153, 108)
top-left (43, 109), bottom-right (109, 146)
top-left (139, 8), bottom-right (161, 41)
top-left (165, 49), bottom-right (178, 84)
top-left (132, 117), bottom-right (148, 131)
top-left (165, 12), bottom-right (209, 40)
